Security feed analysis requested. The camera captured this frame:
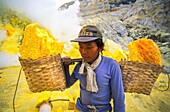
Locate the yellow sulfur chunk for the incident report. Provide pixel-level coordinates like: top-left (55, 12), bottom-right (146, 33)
top-left (0, 35), bottom-right (20, 54)
top-left (65, 90), bottom-right (74, 102)
top-left (63, 42), bottom-right (81, 59)
top-left (0, 25), bottom-right (22, 54)
top-left (71, 43), bottom-right (79, 49)
top-left (103, 50), bottom-right (114, 59)
top-left (103, 49), bottom-right (127, 62)
top-left (128, 38), bottom-right (162, 66)
top-left (4, 24), bottom-right (16, 36)
top-left (112, 49), bottom-right (128, 62)
top-left (19, 23), bottom-right (64, 59)
top-left (104, 39), bottom-right (122, 53)
top-left (103, 39), bottom-right (127, 62)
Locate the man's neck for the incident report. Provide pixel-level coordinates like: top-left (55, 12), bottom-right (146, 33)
top-left (88, 54), bottom-right (100, 65)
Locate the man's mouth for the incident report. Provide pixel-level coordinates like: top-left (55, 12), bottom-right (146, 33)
top-left (82, 56), bottom-right (89, 59)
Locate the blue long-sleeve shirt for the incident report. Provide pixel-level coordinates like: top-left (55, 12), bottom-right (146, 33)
top-left (65, 56), bottom-right (125, 112)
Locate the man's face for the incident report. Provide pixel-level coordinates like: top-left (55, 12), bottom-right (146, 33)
top-left (79, 41), bottom-right (100, 64)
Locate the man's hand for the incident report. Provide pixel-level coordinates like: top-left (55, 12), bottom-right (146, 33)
top-left (61, 57), bottom-right (82, 69)
top-left (62, 56), bottom-right (74, 66)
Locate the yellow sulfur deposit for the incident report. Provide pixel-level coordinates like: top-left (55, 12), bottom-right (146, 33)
top-left (19, 23), bottom-right (64, 59)
top-left (103, 49), bottom-right (127, 62)
top-left (128, 38), bottom-right (162, 66)
top-left (0, 34), bottom-right (20, 54)
top-left (0, 24), bottom-right (22, 54)
top-left (4, 24), bottom-right (17, 36)
top-left (112, 49), bottom-right (128, 62)
top-left (103, 39), bottom-right (127, 62)
top-left (104, 39), bottom-right (122, 53)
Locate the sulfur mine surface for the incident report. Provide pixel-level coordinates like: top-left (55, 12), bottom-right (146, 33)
top-left (0, 66), bottom-right (170, 112)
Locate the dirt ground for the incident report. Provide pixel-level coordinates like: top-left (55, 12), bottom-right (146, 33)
top-left (0, 66), bottom-right (170, 112)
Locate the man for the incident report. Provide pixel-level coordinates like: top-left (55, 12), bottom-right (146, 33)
top-left (63, 25), bottom-right (125, 112)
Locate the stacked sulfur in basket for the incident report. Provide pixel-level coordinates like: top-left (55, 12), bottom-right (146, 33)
top-left (120, 38), bottom-right (162, 95)
top-left (19, 23), bottom-right (64, 60)
top-left (128, 38), bottom-right (162, 66)
top-left (19, 23), bottom-right (66, 92)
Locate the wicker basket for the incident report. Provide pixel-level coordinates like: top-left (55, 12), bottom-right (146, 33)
top-left (19, 54), bottom-right (66, 92)
top-left (119, 60), bottom-right (162, 95)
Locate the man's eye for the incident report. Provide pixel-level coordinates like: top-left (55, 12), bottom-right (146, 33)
top-left (87, 47), bottom-right (92, 49)
top-left (79, 46), bottom-right (83, 48)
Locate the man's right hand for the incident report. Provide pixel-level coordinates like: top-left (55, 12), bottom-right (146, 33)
top-left (62, 56), bottom-right (74, 67)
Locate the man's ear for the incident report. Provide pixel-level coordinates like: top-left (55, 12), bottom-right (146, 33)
top-left (99, 44), bottom-right (104, 52)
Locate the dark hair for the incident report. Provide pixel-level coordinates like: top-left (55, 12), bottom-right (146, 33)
top-left (94, 38), bottom-right (104, 51)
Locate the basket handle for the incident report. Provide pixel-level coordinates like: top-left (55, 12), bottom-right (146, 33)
top-left (70, 58), bottom-right (82, 65)
top-left (61, 57), bottom-right (82, 65)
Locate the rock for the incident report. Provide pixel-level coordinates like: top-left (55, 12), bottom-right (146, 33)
top-left (121, 0), bottom-right (170, 31)
top-left (58, 1), bottom-right (75, 11)
top-left (159, 79), bottom-right (165, 83)
top-left (155, 30), bottom-right (164, 37)
top-left (160, 47), bottom-right (170, 54)
top-left (162, 42), bottom-right (169, 46)
top-left (161, 33), bottom-right (170, 42)
top-left (159, 83), bottom-right (166, 87)
top-left (164, 52), bottom-right (170, 59)
top-left (162, 58), bottom-right (170, 74)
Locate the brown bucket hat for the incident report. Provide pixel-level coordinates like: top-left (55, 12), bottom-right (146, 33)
top-left (71, 25), bottom-right (102, 42)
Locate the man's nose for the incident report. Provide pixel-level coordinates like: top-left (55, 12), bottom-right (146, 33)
top-left (81, 48), bottom-right (88, 54)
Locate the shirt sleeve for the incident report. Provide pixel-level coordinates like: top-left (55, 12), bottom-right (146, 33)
top-left (65, 64), bottom-right (79, 88)
top-left (110, 61), bottom-right (125, 112)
